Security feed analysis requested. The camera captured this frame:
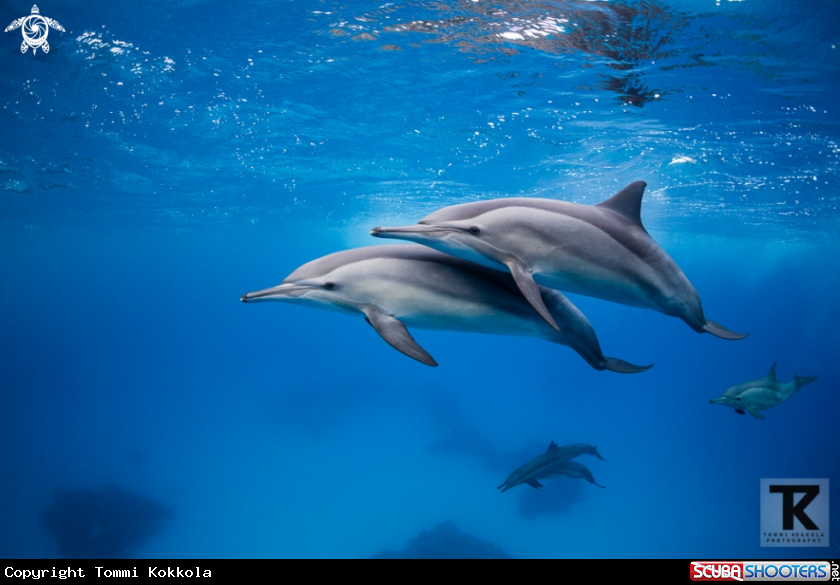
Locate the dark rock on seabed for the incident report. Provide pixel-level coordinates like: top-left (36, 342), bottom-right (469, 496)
top-left (42, 483), bottom-right (173, 559)
top-left (371, 520), bottom-right (512, 559)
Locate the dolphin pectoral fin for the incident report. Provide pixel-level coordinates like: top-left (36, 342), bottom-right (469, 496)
top-left (746, 408), bottom-right (765, 420)
top-left (505, 259), bottom-right (560, 331)
top-left (526, 479), bottom-right (544, 490)
top-left (363, 309), bottom-right (438, 367)
top-left (602, 357), bottom-right (654, 374)
top-left (734, 408), bottom-right (746, 415)
top-left (703, 320), bottom-right (749, 340)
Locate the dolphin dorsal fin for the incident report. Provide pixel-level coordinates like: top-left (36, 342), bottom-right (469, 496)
top-left (546, 441), bottom-right (558, 453)
top-left (595, 181), bottom-right (647, 230)
top-left (765, 362), bottom-right (777, 382)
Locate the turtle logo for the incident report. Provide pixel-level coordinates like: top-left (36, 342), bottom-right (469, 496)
top-left (5, 5), bottom-right (64, 55)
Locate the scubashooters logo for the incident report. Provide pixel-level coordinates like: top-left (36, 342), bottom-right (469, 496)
top-left (690, 561), bottom-right (832, 581)
top-left (761, 478), bottom-right (829, 547)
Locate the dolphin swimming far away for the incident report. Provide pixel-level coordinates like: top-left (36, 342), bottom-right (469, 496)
top-left (542, 459), bottom-right (605, 488)
top-left (497, 442), bottom-right (605, 492)
top-left (371, 181), bottom-right (747, 340)
top-left (241, 244), bottom-right (651, 373)
top-left (710, 362), bottom-right (818, 419)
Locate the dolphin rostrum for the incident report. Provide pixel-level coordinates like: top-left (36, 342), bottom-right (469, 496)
top-left (497, 442), bottom-right (605, 492)
top-left (371, 181), bottom-right (746, 340)
top-left (241, 244), bottom-right (651, 373)
top-left (710, 362), bottom-right (818, 419)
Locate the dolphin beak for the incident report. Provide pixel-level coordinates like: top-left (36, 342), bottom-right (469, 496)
top-left (240, 283), bottom-right (312, 303)
top-left (370, 223), bottom-right (455, 239)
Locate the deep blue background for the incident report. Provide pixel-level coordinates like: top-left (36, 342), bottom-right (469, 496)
top-left (1, 0), bottom-right (838, 558)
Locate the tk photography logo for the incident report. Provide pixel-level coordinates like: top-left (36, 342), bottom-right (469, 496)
top-left (690, 561), bottom-right (836, 582)
top-left (5, 5), bottom-right (64, 55)
top-left (761, 479), bottom-right (829, 547)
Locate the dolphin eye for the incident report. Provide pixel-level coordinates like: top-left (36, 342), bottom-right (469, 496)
top-left (468, 226), bottom-right (481, 236)
top-left (735, 397), bottom-right (741, 401)
top-left (323, 282), bottom-right (336, 290)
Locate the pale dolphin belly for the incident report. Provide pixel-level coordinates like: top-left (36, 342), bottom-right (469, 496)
top-left (343, 257), bottom-right (547, 338)
top-left (738, 386), bottom-right (786, 410)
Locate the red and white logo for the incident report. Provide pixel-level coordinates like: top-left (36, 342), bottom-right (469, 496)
top-left (691, 562), bottom-right (744, 581)
top-left (690, 561), bottom-right (831, 582)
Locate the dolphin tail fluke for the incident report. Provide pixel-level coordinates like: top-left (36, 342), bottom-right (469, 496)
top-left (703, 320), bottom-right (749, 340)
top-left (794, 374), bottom-right (818, 390)
top-left (602, 357), bottom-right (654, 374)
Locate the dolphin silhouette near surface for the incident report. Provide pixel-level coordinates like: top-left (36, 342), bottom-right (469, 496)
top-left (497, 442), bottom-right (606, 492)
top-left (241, 244), bottom-right (651, 373)
top-left (371, 181), bottom-right (746, 340)
top-left (710, 362), bottom-right (818, 419)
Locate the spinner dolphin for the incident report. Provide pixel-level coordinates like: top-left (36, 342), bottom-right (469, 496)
top-left (371, 181), bottom-right (746, 339)
top-left (543, 460), bottom-right (605, 488)
top-left (710, 362), bottom-right (818, 419)
top-left (241, 244), bottom-right (650, 372)
top-left (497, 441), bottom-right (605, 492)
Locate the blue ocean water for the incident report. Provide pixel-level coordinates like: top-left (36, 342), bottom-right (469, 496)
top-left (1, 0), bottom-right (838, 559)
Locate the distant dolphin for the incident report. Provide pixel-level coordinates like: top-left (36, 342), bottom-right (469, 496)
top-left (543, 460), bottom-right (605, 488)
top-left (710, 362), bottom-right (818, 419)
top-left (371, 181), bottom-right (746, 340)
top-left (241, 245), bottom-right (650, 373)
top-left (497, 441), bottom-right (604, 492)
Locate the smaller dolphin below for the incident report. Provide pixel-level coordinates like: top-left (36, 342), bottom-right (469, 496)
top-left (497, 441), bottom-right (605, 492)
top-left (241, 245), bottom-right (650, 372)
top-left (542, 460), bottom-right (605, 489)
top-left (710, 362), bottom-right (818, 419)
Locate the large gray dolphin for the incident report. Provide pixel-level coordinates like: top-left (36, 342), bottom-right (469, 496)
top-left (710, 362), bottom-right (818, 419)
top-left (497, 442), bottom-right (605, 492)
top-left (371, 181), bottom-right (746, 339)
top-left (241, 244), bottom-right (651, 373)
